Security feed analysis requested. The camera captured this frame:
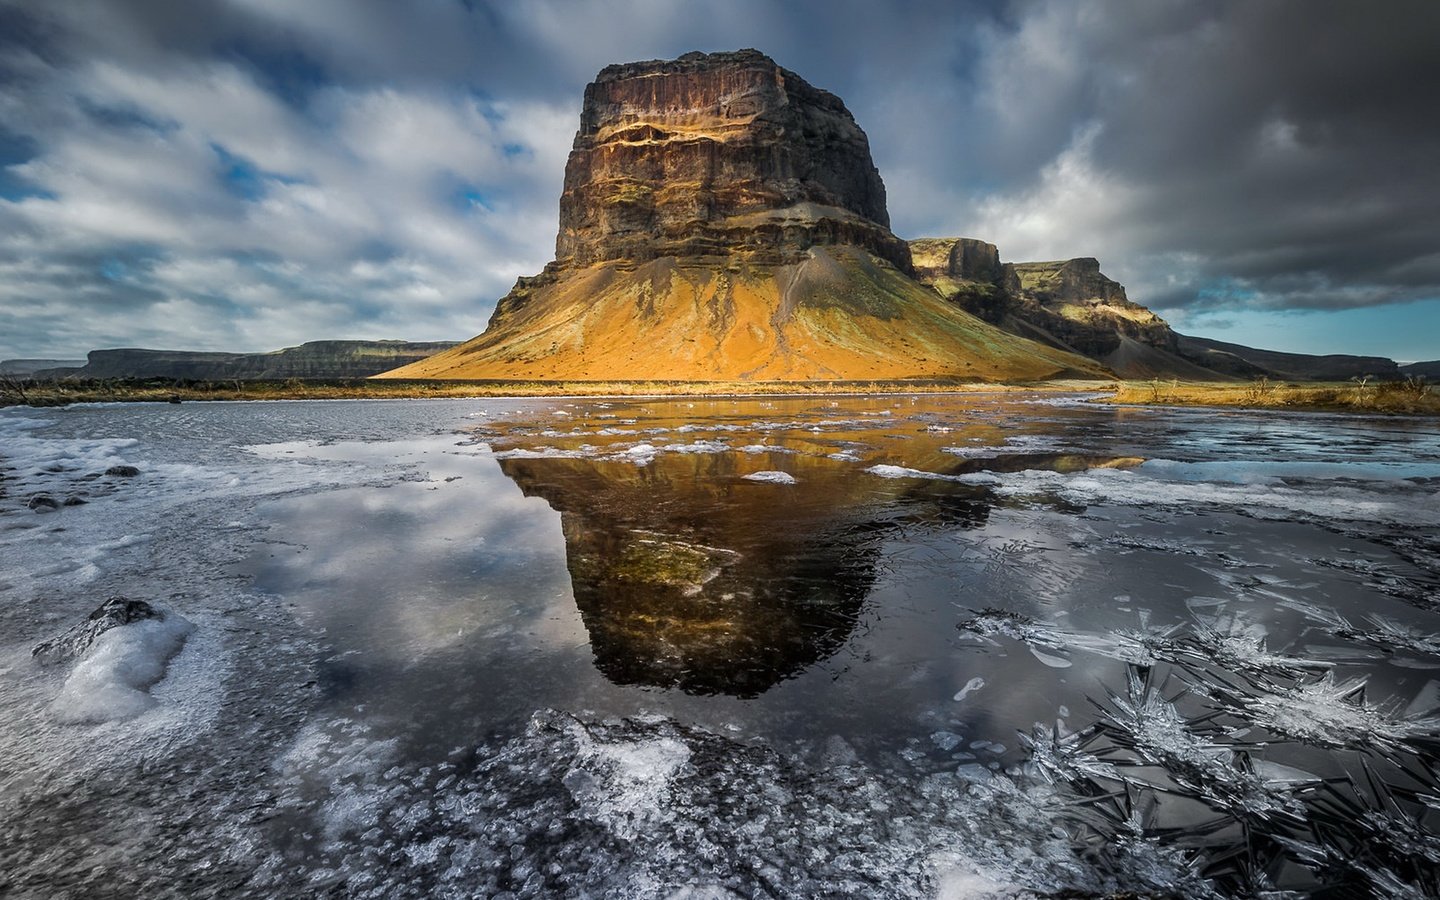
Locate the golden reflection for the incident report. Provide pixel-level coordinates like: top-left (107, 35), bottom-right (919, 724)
top-left (489, 396), bottom-right (1144, 697)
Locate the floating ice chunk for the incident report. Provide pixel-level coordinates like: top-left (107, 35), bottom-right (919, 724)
top-left (667, 440), bottom-right (730, 455)
top-left (941, 445), bottom-right (1006, 459)
top-left (1027, 647), bottom-right (1072, 668)
top-left (976, 465), bottom-right (1440, 526)
top-left (51, 612), bottom-right (196, 724)
top-left (954, 763), bottom-right (993, 783)
top-left (738, 444), bottom-right (792, 454)
top-left (566, 730), bottom-right (692, 839)
top-left (490, 446), bottom-right (592, 460)
top-left (827, 450), bottom-right (861, 461)
top-left (621, 443), bottom-right (658, 465)
top-left (666, 886), bottom-right (744, 900)
top-left (742, 471), bottom-right (796, 484)
top-left (865, 464), bottom-right (996, 484)
top-left (932, 731), bottom-right (963, 751)
top-left (933, 864), bottom-right (1022, 899)
top-left (954, 677), bottom-right (985, 702)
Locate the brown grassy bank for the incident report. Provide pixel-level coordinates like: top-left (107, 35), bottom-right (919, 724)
top-left (6, 375), bottom-right (1434, 415)
top-left (0, 376), bottom-right (1096, 408)
top-left (1108, 376), bottom-right (1439, 416)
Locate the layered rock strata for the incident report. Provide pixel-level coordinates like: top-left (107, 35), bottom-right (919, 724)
top-left (383, 52), bottom-right (1100, 382)
top-left (555, 49), bottom-right (909, 272)
top-left (913, 238), bottom-right (1233, 379)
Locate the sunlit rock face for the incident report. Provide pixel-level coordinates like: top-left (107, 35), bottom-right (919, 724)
top-left (554, 49), bottom-right (910, 271)
top-left (378, 52), bottom-right (1104, 383)
top-left (912, 237), bottom-right (1226, 379)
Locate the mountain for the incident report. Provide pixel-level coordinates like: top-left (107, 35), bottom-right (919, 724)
top-left (913, 237), bottom-right (1411, 382)
top-left (1399, 360), bottom-right (1440, 379)
top-left (0, 359), bottom-right (85, 376)
top-left (1175, 335), bottom-right (1400, 382)
top-left (380, 50), bottom-right (1102, 383)
top-left (43, 341), bottom-right (458, 381)
top-left (912, 237), bottom-right (1230, 379)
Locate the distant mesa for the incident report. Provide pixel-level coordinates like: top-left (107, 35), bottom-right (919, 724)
top-left (20, 341), bottom-right (457, 381)
top-left (380, 50), bottom-right (1103, 383)
top-left (0, 359), bottom-right (85, 376)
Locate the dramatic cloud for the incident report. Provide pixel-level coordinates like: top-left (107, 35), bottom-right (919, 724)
top-left (1, 0), bottom-right (1437, 360)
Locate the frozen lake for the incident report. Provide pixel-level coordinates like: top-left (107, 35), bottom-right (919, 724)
top-left (3, 394), bottom-right (1439, 897)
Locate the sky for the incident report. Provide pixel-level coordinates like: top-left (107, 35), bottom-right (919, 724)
top-left (1, 0), bottom-right (1437, 363)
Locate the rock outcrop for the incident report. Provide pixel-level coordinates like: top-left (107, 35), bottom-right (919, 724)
top-left (381, 51), bottom-right (1102, 383)
top-left (554, 49), bottom-right (909, 272)
top-left (32, 597), bottom-right (163, 666)
top-left (50, 340), bottom-right (458, 381)
top-left (912, 237), bottom-right (1414, 381)
top-left (913, 238), bottom-right (1211, 378)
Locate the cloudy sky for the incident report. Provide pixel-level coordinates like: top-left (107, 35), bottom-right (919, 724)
top-left (2, 0), bottom-right (1437, 362)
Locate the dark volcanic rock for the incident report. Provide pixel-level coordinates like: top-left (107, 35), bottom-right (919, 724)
top-left (32, 597), bottom-right (163, 666)
top-left (949, 238), bottom-right (1003, 283)
top-left (105, 465), bottom-right (141, 477)
top-left (552, 49), bottom-right (910, 273)
top-left (912, 238), bottom-right (1202, 376)
top-left (26, 494), bottom-right (59, 512)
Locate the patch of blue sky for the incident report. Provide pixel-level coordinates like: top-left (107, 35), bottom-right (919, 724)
top-left (1180, 297), bottom-right (1440, 362)
top-left (211, 143), bottom-right (303, 202)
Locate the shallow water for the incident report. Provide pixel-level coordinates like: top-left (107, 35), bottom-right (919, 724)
top-left (2, 394), bottom-right (1439, 897)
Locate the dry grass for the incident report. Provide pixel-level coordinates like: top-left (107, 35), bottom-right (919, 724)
top-left (1108, 375), bottom-right (1439, 416)
top-left (0, 375), bottom-right (1091, 408)
top-left (8, 374), bottom-right (1434, 416)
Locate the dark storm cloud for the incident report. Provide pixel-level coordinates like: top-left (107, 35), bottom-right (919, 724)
top-left (0, 0), bottom-right (1436, 359)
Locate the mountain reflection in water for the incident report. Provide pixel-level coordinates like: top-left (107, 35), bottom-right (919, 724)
top-left (499, 446), bottom-right (1137, 697)
top-left (507, 455), bottom-right (911, 696)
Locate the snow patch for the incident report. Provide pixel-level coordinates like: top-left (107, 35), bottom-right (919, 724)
top-left (50, 612), bottom-right (196, 724)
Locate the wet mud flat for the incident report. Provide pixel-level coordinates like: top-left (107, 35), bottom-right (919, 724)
top-left (2, 395), bottom-right (1439, 897)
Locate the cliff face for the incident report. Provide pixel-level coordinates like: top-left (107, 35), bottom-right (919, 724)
top-left (998, 258), bottom-right (1178, 359)
top-left (57, 341), bottom-right (458, 380)
top-left (910, 237), bottom-right (1409, 381)
top-left (912, 237), bottom-right (1234, 379)
top-left (554, 49), bottom-right (909, 273)
top-left (383, 51), bottom-right (1102, 383)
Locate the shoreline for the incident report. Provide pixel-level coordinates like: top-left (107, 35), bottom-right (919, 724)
top-left (1, 376), bottom-right (1435, 416)
top-left (0, 377), bottom-right (1101, 408)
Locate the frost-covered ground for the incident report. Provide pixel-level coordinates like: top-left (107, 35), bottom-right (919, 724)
top-left (2, 395), bottom-right (1439, 898)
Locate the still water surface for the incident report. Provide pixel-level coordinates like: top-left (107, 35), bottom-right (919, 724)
top-left (3, 393), bottom-right (1439, 897)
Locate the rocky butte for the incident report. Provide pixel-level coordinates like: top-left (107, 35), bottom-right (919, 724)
top-left (381, 50), bottom-right (1102, 382)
